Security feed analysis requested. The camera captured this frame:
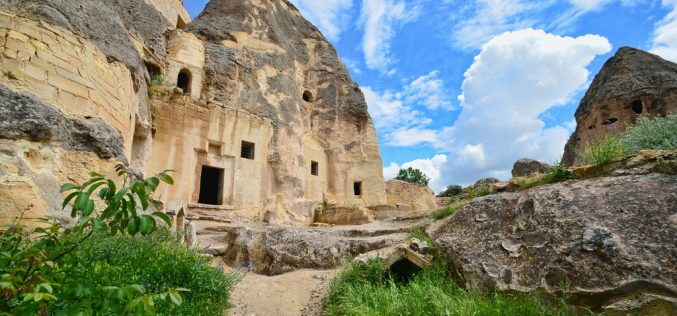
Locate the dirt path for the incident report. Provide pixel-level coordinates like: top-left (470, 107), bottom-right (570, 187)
top-left (227, 269), bottom-right (337, 316)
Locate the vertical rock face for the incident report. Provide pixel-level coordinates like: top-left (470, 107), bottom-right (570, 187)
top-left (562, 47), bottom-right (677, 165)
top-left (146, 0), bottom-right (386, 223)
top-left (0, 0), bottom-right (387, 225)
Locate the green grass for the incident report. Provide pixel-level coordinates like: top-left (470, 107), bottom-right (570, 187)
top-left (324, 260), bottom-right (580, 316)
top-left (512, 162), bottom-right (575, 190)
top-left (407, 226), bottom-right (436, 252)
top-left (73, 229), bottom-right (239, 315)
top-left (432, 206), bottom-right (457, 220)
top-left (466, 185), bottom-right (491, 199)
top-left (582, 134), bottom-right (627, 165)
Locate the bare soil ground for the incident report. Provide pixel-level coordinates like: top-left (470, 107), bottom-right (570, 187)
top-left (227, 268), bottom-right (337, 316)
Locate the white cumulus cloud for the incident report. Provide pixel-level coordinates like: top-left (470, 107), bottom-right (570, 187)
top-left (651, 0), bottom-right (677, 62)
top-left (435, 28), bottom-right (611, 185)
top-left (383, 154), bottom-right (448, 192)
top-left (289, 0), bottom-right (354, 42)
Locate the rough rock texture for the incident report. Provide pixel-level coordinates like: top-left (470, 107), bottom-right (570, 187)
top-left (511, 158), bottom-right (552, 177)
top-left (563, 47), bottom-right (677, 165)
top-left (221, 225), bottom-right (404, 275)
top-left (0, 0), bottom-right (170, 68)
top-left (385, 179), bottom-right (437, 212)
top-left (144, 0), bottom-right (387, 223)
top-left (433, 173), bottom-right (677, 313)
top-left (0, 84), bottom-right (126, 162)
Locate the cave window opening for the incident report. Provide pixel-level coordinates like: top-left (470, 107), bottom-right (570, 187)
top-left (588, 124), bottom-right (596, 130)
top-left (311, 161), bottom-right (319, 176)
top-left (198, 166), bottom-right (223, 205)
top-left (241, 141), bottom-right (255, 160)
top-left (177, 69), bottom-right (191, 94)
top-left (177, 16), bottom-right (186, 30)
top-left (303, 90), bottom-right (314, 102)
top-left (145, 62), bottom-right (161, 78)
top-left (602, 118), bottom-right (618, 125)
top-left (386, 258), bottom-right (423, 284)
top-left (631, 100), bottom-right (643, 114)
top-left (354, 181), bottom-right (362, 197)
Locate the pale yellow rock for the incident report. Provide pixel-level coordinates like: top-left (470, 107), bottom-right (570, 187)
top-left (385, 179), bottom-right (437, 213)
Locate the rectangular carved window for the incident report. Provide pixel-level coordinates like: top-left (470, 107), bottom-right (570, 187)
top-left (354, 181), bottom-right (362, 196)
top-left (311, 161), bottom-right (319, 176)
top-left (241, 141), bottom-right (255, 160)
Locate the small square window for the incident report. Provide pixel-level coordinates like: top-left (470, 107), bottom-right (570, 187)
top-left (354, 181), bottom-right (362, 196)
top-left (311, 161), bottom-right (319, 176)
top-left (208, 143), bottom-right (221, 156)
top-left (241, 141), bottom-right (255, 160)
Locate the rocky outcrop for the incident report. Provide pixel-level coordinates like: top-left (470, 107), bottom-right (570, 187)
top-left (385, 179), bottom-right (437, 212)
top-left (144, 0), bottom-right (387, 223)
top-left (0, 84), bottom-right (126, 162)
top-left (563, 47), bottom-right (677, 165)
top-left (218, 215), bottom-right (433, 275)
top-left (511, 158), bottom-right (551, 177)
top-left (432, 173), bottom-right (677, 313)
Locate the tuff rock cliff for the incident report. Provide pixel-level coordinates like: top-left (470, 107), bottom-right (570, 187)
top-left (562, 47), bottom-right (677, 165)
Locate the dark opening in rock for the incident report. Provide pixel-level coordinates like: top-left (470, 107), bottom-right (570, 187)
top-left (241, 141), bottom-right (255, 160)
top-left (602, 118), bottom-right (618, 125)
top-left (354, 181), bottom-right (362, 196)
top-left (631, 100), bottom-right (643, 114)
top-left (588, 124), bottom-right (596, 129)
top-left (177, 69), bottom-right (191, 94)
top-left (311, 160), bottom-right (319, 176)
top-left (387, 258), bottom-right (422, 284)
top-left (145, 62), bottom-right (161, 77)
top-left (302, 90), bottom-right (314, 102)
top-left (198, 165), bottom-right (223, 205)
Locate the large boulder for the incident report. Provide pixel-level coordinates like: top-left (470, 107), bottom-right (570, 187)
top-left (511, 158), bottom-right (552, 177)
top-left (385, 179), bottom-right (437, 212)
top-left (220, 225), bottom-right (407, 275)
top-left (562, 47), bottom-right (677, 165)
top-left (432, 173), bottom-right (677, 313)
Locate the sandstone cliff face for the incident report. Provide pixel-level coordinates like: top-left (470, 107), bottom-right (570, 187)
top-left (432, 171), bottom-right (677, 314)
top-left (145, 0), bottom-right (386, 224)
top-left (385, 180), bottom-right (437, 212)
top-left (0, 0), bottom-right (387, 225)
top-left (563, 47), bottom-right (677, 165)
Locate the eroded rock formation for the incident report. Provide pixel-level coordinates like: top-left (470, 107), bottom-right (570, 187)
top-left (563, 47), bottom-right (677, 165)
top-left (0, 0), bottom-right (387, 225)
top-left (385, 179), bottom-right (437, 212)
top-left (511, 158), bottom-right (551, 177)
top-left (432, 170), bottom-right (677, 314)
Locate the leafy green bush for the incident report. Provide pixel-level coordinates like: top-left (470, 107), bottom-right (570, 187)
top-left (0, 167), bottom-right (209, 315)
top-left (438, 184), bottom-right (462, 197)
top-left (324, 260), bottom-right (577, 316)
top-left (582, 134), bottom-right (627, 165)
top-left (622, 114), bottom-right (677, 153)
top-left (395, 167), bottom-right (430, 187)
top-left (74, 229), bottom-right (238, 315)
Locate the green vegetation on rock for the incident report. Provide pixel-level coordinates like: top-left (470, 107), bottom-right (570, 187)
top-left (0, 168), bottom-right (237, 315)
top-left (623, 114), bottom-right (677, 153)
top-left (324, 260), bottom-right (579, 316)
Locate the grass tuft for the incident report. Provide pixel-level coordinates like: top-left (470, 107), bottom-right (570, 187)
top-left (324, 260), bottom-right (582, 316)
top-left (582, 134), bottom-right (627, 165)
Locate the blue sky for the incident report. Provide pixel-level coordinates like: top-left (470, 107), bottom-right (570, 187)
top-left (184, 0), bottom-right (677, 191)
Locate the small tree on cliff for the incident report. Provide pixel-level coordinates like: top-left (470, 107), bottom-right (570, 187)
top-left (395, 167), bottom-right (430, 187)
